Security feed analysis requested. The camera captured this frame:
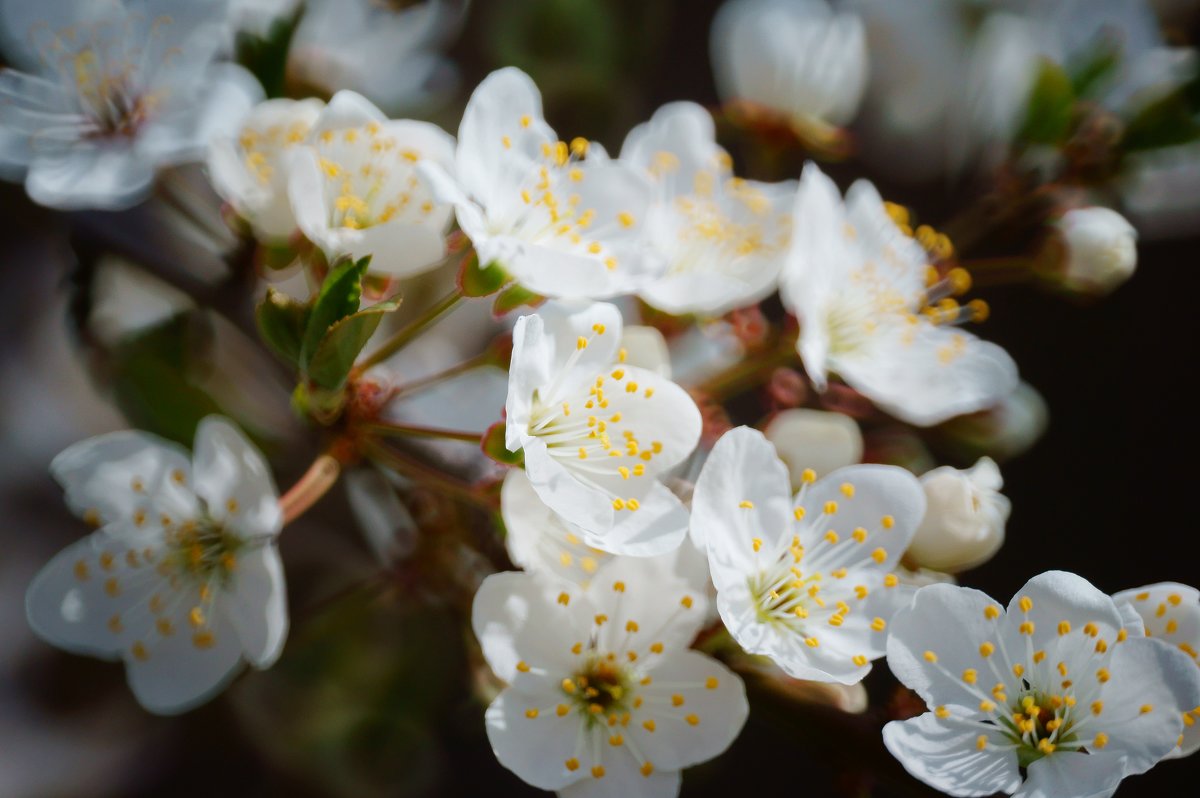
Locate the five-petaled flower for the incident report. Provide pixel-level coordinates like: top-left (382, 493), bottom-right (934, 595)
top-left (472, 557), bottom-right (748, 798)
top-left (26, 416), bottom-right (288, 715)
top-left (780, 163), bottom-right (1018, 426)
top-left (690, 426), bottom-right (925, 683)
top-left (505, 300), bottom-right (702, 556)
top-left (419, 67), bottom-right (661, 299)
top-left (0, 0), bottom-right (262, 210)
top-left (884, 571), bottom-right (1200, 797)
top-left (619, 101), bottom-right (794, 316)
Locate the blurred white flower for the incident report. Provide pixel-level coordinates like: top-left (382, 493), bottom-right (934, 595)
top-left (781, 163), bottom-right (1018, 426)
top-left (420, 67), bottom-right (661, 299)
top-left (207, 97), bottom-right (324, 242)
top-left (711, 0), bottom-right (868, 137)
top-left (472, 558), bottom-right (747, 796)
top-left (764, 408), bottom-right (863, 491)
top-left (228, 0), bottom-right (297, 38)
top-left (26, 417), bottom-right (287, 714)
top-left (620, 101), bottom-right (793, 316)
top-left (344, 467), bottom-right (417, 566)
top-left (907, 458), bottom-right (1009, 573)
top-left (287, 0), bottom-right (467, 115)
top-left (1113, 582), bottom-right (1200, 758)
top-left (885, 571), bottom-right (1200, 797)
top-left (0, 0), bottom-right (261, 210)
top-left (617, 325), bottom-right (671, 378)
top-left (691, 426), bottom-right (925, 684)
top-left (287, 91), bottom-right (457, 276)
top-left (938, 380), bottom-right (1049, 463)
top-left (502, 468), bottom-right (614, 586)
top-left (1121, 140), bottom-right (1200, 239)
top-left (1057, 207), bottom-right (1138, 294)
top-left (505, 301), bottom-right (701, 556)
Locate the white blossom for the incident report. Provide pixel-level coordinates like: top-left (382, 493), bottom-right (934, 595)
top-left (619, 101), bottom-right (794, 316)
top-left (207, 97), bottom-right (324, 242)
top-left (1113, 583), bottom-right (1200, 757)
top-left (711, 0), bottom-right (868, 137)
top-left (0, 0), bottom-right (261, 210)
top-left (26, 417), bottom-right (287, 714)
top-left (884, 571), bottom-right (1200, 798)
top-left (420, 67), bottom-right (661, 299)
top-left (763, 408), bottom-right (863, 491)
top-left (472, 558), bottom-right (747, 797)
top-left (287, 91), bottom-right (457, 276)
top-left (505, 301), bottom-right (701, 555)
top-left (1057, 207), bottom-right (1138, 295)
top-left (691, 426), bottom-right (925, 684)
top-left (780, 163), bottom-right (1018, 426)
top-left (906, 458), bottom-right (1009, 574)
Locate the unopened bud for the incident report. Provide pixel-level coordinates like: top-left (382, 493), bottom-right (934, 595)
top-left (907, 458), bottom-right (1009, 573)
top-left (1057, 207), bottom-right (1137, 294)
top-left (765, 409), bottom-right (863, 490)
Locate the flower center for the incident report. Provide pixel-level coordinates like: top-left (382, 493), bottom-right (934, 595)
top-left (164, 514), bottom-right (245, 587)
top-left (565, 653), bottom-right (634, 725)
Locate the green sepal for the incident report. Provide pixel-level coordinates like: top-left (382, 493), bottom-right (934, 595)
top-left (1018, 59), bottom-right (1076, 146)
top-left (300, 255), bottom-right (371, 370)
top-left (306, 296), bottom-right (403, 390)
top-left (1121, 84), bottom-right (1200, 152)
top-left (256, 287), bottom-right (312, 366)
top-left (482, 421), bottom-right (524, 466)
top-left (457, 252), bottom-right (510, 297)
top-left (492, 282), bottom-right (543, 316)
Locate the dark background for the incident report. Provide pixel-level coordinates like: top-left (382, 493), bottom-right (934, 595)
top-left (2, 1), bottom-right (1198, 796)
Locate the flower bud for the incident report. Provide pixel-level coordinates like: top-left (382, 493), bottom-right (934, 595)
top-left (907, 458), bottom-right (1009, 573)
top-left (765, 409), bottom-right (863, 491)
top-left (1057, 207), bottom-right (1138, 294)
top-left (937, 381), bottom-right (1048, 462)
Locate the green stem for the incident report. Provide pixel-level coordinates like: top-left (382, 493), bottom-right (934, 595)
top-left (357, 287), bottom-right (465, 371)
top-left (360, 421), bottom-right (483, 444)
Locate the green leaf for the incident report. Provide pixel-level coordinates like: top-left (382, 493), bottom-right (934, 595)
top-left (306, 296), bottom-right (403, 390)
top-left (457, 252), bottom-right (510, 297)
top-left (256, 287), bottom-right (312, 366)
top-left (1069, 42), bottom-right (1120, 98)
top-left (300, 255), bottom-right (371, 369)
top-left (492, 282), bottom-right (543, 316)
top-left (1121, 85), bottom-right (1200, 152)
top-left (1018, 59), bottom-right (1076, 146)
top-left (482, 421), bottom-right (524, 466)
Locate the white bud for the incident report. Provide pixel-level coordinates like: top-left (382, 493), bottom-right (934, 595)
top-left (619, 325), bottom-right (672, 378)
top-left (1058, 207), bottom-right (1138, 294)
top-left (711, 0), bottom-right (868, 132)
top-left (765, 409), bottom-right (863, 491)
top-left (907, 458), bottom-right (1009, 573)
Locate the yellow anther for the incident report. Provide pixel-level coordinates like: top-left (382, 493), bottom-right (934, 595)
top-left (1019, 596), bottom-right (1033, 613)
top-left (617, 212), bottom-right (635, 228)
top-left (1033, 650), bottom-right (1046, 663)
top-left (1012, 664), bottom-right (1025, 677)
top-left (1093, 733), bottom-right (1109, 749)
top-left (681, 595), bottom-right (694, 608)
top-left (880, 515), bottom-right (895, 529)
top-left (871, 548), bottom-right (887, 564)
top-left (801, 469), bottom-right (816, 484)
top-left (984, 606), bottom-right (1001, 620)
top-left (517, 661), bottom-right (530, 673)
top-left (685, 714), bottom-right (700, 726)
top-left (738, 500), bottom-right (754, 509)
top-left (824, 501), bottom-right (838, 515)
top-left (565, 758), bottom-right (580, 771)
top-left (650, 642), bottom-right (664, 654)
top-left (671, 693), bottom-right (684, 707)
top-left (594, 614), bottom-right (608, 626)
top-left (852, 654), bottom-right (869, 667)
top-left (1096, 668), bottom-right (1110, 683)
top-left (627, 498), bottom-right (640, 510)
top-left (608, 734), bottom-right (623, 746)
top-left (1037, 739), bottom-right (1056, 754)
top-left (752, 538), bottom-right (763, 552)
top-left (1020, 622), bottom-right (1035, 635)
top-left (643, 719), bottom-right (656, 732)
top-left (852, 528), bottom-right (868, 543)
top-left (962, 669), bottom-right (977, 684)
top-left (979, 700), bottom-right (995, 712)
top-left (640, 762), bottom-right (654, 777)
top-left (935, 706), bottom-right (950, 718)
top-left (1095, 639), bottom-right (1108, 653)
top-left (979, 642), bottom-right (995, 657)
top-left (1141, 704), bottom-right (1154, 714)
top-left (824, 531), bottom-right (839, 545)
top-left (612, 498), bottom-right (625, 510)
top-left (562, 678), bottom-right (576, 694)
top-left (1058, 621), bottom-right (1072, 636)
top-left (805, 637), bottom-right (820, 648)
top-left (1117, 629), bottom-right (1128, 643)
top-left (192, 631), bottom-right (215, 649)
top-left (793, 507), bottom-right (806, 521)
top-left (525, 708), bottom-right (539, 719)
top-left (104, 577), bottom-right (120, 597)
top-left (884, 574), bottom-right (899, 588)
top-left (871, 617), bottom-right (886, 632)
top-left (923, 651), bottom-right (938, 663)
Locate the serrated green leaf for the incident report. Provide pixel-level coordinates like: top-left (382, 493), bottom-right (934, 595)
top-left (300, 255), bottom-right (371, 369)
top-left (482, 421), bottom-right (523, 466)
top-left (256, 287), bottom-right (311, 366)
top-left (1018, 59), bottom-right (1075, 146)
top-left (492, 282), bottom-right (543, 316)
top-left (306, 296), bottom-right (403, 390)
top-left (457, 252), bottom-right (510, 297)
top-left (1121, 85), bottom-right (1200, 152)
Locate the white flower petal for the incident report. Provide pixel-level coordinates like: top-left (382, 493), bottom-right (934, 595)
top-left (124, 606), bottom-right (245, 715)
top-left (25, 145), bottom-right (155, 211)
top-left (558, 752), bottom-right (680, 798)
top-left (485, 688), bottom-right (590, 792)
top-left (589, 558), bottom-right (708, 656)
top-left (1017, 751), bottom-right (1124, 798)
top-left (883, 713), bottom-right (1022, 797)
top-left (192, 416), bottom-right (281, 538)
top-left (582, 480), bottom-right (690, 557)
top-left (221, 544), bottom-right (288, 668)
top-left (309, 90), bottom-right (387, 135)
top-left (501, 468), bottom-right (614, 585)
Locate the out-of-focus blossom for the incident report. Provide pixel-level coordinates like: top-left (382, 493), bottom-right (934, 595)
top-left (287, 0), bottom-right (468, 115)
top-left (691, 426), bottom-right (925, 684)
top-left (207, 97), bottom-right (324, 242)
top-left (937, 380), bottom-right (1048, 463)
top-left (958, 13), bottom-right (1041, 170)
top-left (764, 408), bottom-right (864, 490)
top-left (907, 458), bottom-right (1009, 574)
top-left (88, 256), bottom-right (195, 347)
top-left (420, 67), bottom-right (661, 299)
top-left (781, 163), bottom-right (1018, 426)
top-left (287, 91), bottom-right (456, 275)
top-left (505, 301), bottom-right (701, 555)
top-left (885, 571), bottom-right (1200, 797)
top-left (620, 101), bottom-right (794, 316)
top-left (0, 0), bottom-right (261, 210)
top-left (711, 0), bottom-right (868, 138)
top-left (1056, 206), bottom-right (1138, 294)
top-left (26, 417), bottom-right (287, 714)
top-left (618, 325), bottom-right (671, 377)
top-left (472, 558), bottom-right (748, 797)
top-left (1113, 582), bottom-right (1200, 757)
top-left (228, 0), bottom-right (297, 38)
top-left (1121, 141), bottom-right (1200, 239)
top-left (344, 467), bottom-right (417, 566)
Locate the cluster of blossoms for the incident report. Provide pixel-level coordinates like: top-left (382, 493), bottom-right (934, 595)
top-left (5, 0), bottom-right (1199, 796)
